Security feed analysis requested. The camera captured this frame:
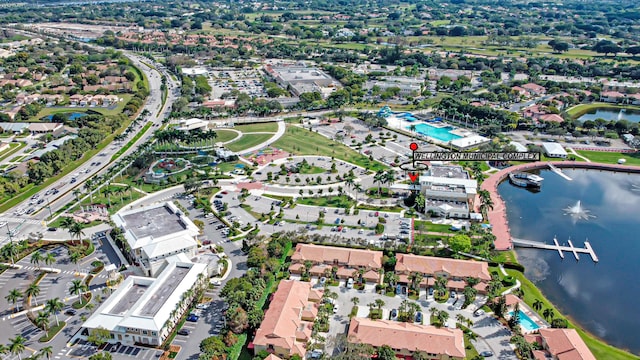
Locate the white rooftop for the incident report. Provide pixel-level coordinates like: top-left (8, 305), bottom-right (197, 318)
top-left (83, 261), bottom-right (207, 333)
top-left (449, 135), bottom-right (490, 149)
top-left (542, 142), bottom-right (568, 156)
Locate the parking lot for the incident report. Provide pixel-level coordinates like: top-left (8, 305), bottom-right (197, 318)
top-left (209, 68), bottom-right (267, 99)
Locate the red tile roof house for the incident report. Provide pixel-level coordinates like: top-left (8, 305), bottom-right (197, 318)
top-left (69, 94), bottom-right (84, 106)
top-left (532, 328), bottom-right (596, 360)
top-left (522, 83), bottom-right (547, 96)
top-left (347, 317), bottom-right (465, 360)
top-left (395, 253), bottom-right (491, 293)
top-left (252, 280), bottom-right (323, 359)
top-left (599, 91), bottom-right (626, 103)
top-left (289, 244), bottom-right (383, 283)
top-left (511, 86), bottom-right (530, 99)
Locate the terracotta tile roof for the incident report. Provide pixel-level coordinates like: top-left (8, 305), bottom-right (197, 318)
top-left (522, 83), bottom-right (546, 93)
top-left (539, 328), bottom-right (596, 360)
top-left (395, 254), bottom-right (491, 281)
top-left (288, 263), bottom-right (304, 274)
top-left (337, 267), bottom-right (357, 278)
top-left (505, 294), bottom-right (521, 306)
top-left (533, 350), bottom-right (547, 360)
top-left (291, 244), bottom-right (383, 269)
top-left (347, 318), bottom-right (465, 359)
top-left (601, 91), bottom-right (625, 98)
top-left (363, 269), bottom-right (380, 282)
top-left (264, 355), bottom-right (283, 360)
top-left (253, 280), bottom-right (322, 358)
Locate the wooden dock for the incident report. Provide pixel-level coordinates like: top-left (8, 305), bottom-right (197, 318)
top-left (512, 237), bottom-right (598, 262)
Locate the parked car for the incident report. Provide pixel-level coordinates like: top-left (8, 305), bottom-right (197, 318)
top-left (65, 309), bottom-right (76, 316)
top-left (480, 351), bottom-right (494, 357)
top-left (450, 291), bottom-right (457, 298)
top-left (416, 312), bottom-right (423, 323)
top-left (346, 278), bottom-right (354, 289)
top-left (186, 314), bottom-right (199, 322)
top-left (177, 329), bottom-right (189, 336)
top-left (428, 288), bottom-right (434, 296)
top-left (474, 309), bottom-right (485, 317)
top-left (390, 309), bottom-right (398, 320)
top-left (319, 277), bottom-right (326, 285)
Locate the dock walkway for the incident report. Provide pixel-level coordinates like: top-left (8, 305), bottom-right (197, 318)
top-left (512, 237), bottom-right (598, 262)
top-left (548, 163), bottom-right (573, 181)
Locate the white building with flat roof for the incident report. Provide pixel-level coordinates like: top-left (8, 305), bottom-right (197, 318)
top-left (542, 142), bottom-right (568, 158)
top-left (112, 202), bottom-right (201, 277)
top-left (176, 118), bottom-right (208, 131)
top-left (419, 165), bottom-right (477, 219)
top-left (449, 135), bottom-right (490, 150)
top-left (81, 261), bottom-right (207, 347)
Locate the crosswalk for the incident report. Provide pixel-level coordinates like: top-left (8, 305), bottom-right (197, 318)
top-left (0, 216), bottom-right (43, 225)
top-left (15, 265), bottom-right (108, 279)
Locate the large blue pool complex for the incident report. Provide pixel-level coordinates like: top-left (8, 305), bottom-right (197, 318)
top-left (410, 123), bottom-right (462, 142)
top-left (509, 310), bottom-right (540, 332)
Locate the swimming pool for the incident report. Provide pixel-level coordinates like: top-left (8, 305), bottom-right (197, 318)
top-left (396, 112), bottom-right (418, 121)
top-left (410, 123), bottom-right (462, 142)
top-left (509, 310), bottom-right (540, 332)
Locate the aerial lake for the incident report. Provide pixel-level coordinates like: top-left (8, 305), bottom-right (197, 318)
top-left (577, 108), bottom-right (640, 123)
top-left (498, 168), bottom-right (640, 354)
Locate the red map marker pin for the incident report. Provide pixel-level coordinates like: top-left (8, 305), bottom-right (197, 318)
top-left (409, 142), bottom-right (418, 151)
top-left (408, 172), bottom-right (418, 182)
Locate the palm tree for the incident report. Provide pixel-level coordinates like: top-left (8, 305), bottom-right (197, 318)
top-left (103, 187), bottom-right (113, 207)
top-left (125, 184), bottom-right (133, 201)
top-left (2, 242), bottom-right (18, 265)
top-left (72, 189), bottom-right (82, 203)
top-left (35, 311), bottom-right (50, 333)
top-left (532, 299), bottom-right (543, 312)
top-left (69, 279), bottom-right (87, 298)
top-left (408, 272), bottom-right (423, 292)
top-left (374, 298), bottom-right (385, 310)
top-left (69, 221), bottom-right (85, 246)
top-left (373, 170), bottom-right (385, 196)
top-left (59, 217), bottom-right (75, 233)
top-left (45, 298), bottom-right (64, 326)
top-left (455, 314), bottom-right (468, 327)
top-left (43, 252), bottom-right (56, 267)
top-left (351, 297), bottom-right (359, 306)
top-left (0, 344), bottom-right (8, 357)
top-left (9, 335), bottom-right (26, 360)
top-left (40, 346), bottom-right (53, 360)
top-left (543, 308), bottom-right (555, 321)
top-left (437, 310), bottom-right (449, 327)
top-left (84, 178), bottom-right (94, 203)
top-left (6, 289), bottom-right (23, 312)
top-left (409, 124), bottom-right (416, 133)
top-left (25, 283), bottom-right (41, 306)
top-left (30, 251), bottom-right (43, 270)
top-left (69, 251), bottom-right (82, 273)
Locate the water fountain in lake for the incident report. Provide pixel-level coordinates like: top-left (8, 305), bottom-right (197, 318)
top-left (563, 200), bottom-right (596, 220)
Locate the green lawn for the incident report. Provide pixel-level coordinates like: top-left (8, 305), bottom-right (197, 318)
top-left (575, 150), bottom-right (640, 166)
top-left (225, 133), bottom-right (274, 152)
top-left (297, 195), bottom-right (354, 208)
top-left (233, 122), bottom-right (278, 133)
top-left (565, 103), bottom-right (640, 118)
top-left (272, 125), bottom-right (386, 172)
top-left (214, 129), bottom-right (240, 143)
top-left (0, 142), bottom-right (25, 162)
top-left (414, 220), bottom-right (458, 233)
top-left (507, 270), bottom-right (640, 360)
top-left (111, 121), bottom-right (153, 162)
top-left (298, 165), bottom-right (326, 174)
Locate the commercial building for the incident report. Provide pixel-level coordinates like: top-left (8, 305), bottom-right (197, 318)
top-left (542, 142), bottom-right (568, 158)
top-left (252, 280), bottom-right (323, 358)
top-left (419, 165), bottom-right (478, 219)
top-left (289, 243), bottom-right (383, 283)
top-left (347, 317), bottom-right (465, 360)
top-left (395, 253), bottom-right (491, 292)
top-left (175, 118), bottom-right (208, 131)
top-left (448, 135), bottom-right (490, 151)
top-left (111, 202), bottom-right (201, 277)
top-left (81, 261), bottom-right (208, 346)
top-left (264, 64), bottom-right (340, 98)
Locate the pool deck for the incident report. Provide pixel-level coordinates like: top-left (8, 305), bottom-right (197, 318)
top-left (386, 115), bottom-right (480, 144)
top-left (481, 161), bottom-right (640, 251)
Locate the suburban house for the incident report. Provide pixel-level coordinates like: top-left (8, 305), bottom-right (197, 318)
top-left (111, 202), bottom-right (201, 277)
top-left (28, 122), bottom-right (64, 135)
top-left (418, 165), bottom-right (478, 219)
top-left (347, 317), bottom-right (465, 360)
top-left (81, 261), bottom-right (207, 347)
top-left (69, 94), bottom-right (84, 106)
top-left (522, 83), bottom-right (547, 96)
top-left (252, 280), bottom-right (323, 358)
top-left (511, 86), bottom-right (529, 98)
top-left (289, 244), bottom-right (383, 284)
top-left (531, 328), bottom-right (596, 360)
top-left (395, 253), bottom-right (491, 292)
top-left (599, 91), bottom-right (626, 103)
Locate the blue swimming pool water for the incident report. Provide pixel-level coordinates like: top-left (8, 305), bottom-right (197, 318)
top-left (509, 310), bottom-right (540, 331)
top-left (410, 123), bottom-right (462, 142)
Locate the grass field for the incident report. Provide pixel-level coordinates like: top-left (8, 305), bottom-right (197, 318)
top-left (297, 195), bottom-right (354, 208)
top-left (225, 133), bottom-right (274, 152)
top-left (565, 103), bottom-right (640, 118)
top-left (507, 270), bottom-right (640, 360)
top-left (272, 125), bottom-right (386, 172)
top-left (575, 150), bottom-right (640, 166)
top-left (233, 122), bottom-right (279, 133)
top-left (214, 129), bottom-right (240, 143)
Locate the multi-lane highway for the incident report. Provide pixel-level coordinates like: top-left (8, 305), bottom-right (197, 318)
top-left (0, 49), bottom-right (179, 245)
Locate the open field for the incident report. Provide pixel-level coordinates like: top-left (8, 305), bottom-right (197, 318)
top-left (0, 142), bottom-right (25, 162)
top-left (272, 125), bottom-right (386, 172)
top-left (214, 129), bottom-right (240, 143)
top-left (225, 133), bottom-right (274, 152)
top-left (32, 94), bottom-right (133, 120)
top-left (575, 150), bottom-right (640, 166)
top-left (233, 122), bottom-right (278, 133)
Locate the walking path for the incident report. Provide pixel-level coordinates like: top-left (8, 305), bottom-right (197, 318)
top-left (482, 161), bottom-right (640, 250)
top-left (566, 147), bottom-right (591, 162)
top-left (237, 120), bottom-right (286, 155)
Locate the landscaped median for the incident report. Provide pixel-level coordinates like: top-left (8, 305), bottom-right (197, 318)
top-left (111, 121), bottom-right (153, 162)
